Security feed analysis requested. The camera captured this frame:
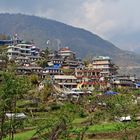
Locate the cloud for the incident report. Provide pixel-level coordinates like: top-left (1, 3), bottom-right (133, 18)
top-left (66, 0), bottom-right (140, 39)
top-left (65, 0), bottom-right (119, 37)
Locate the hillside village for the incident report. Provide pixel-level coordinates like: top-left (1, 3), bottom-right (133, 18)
top-left (1, 35), bottom-right (140, 92)
top-left (1, 35), bottom-right (140, 140)
top-left (1, 0), bottom-right (140, 138)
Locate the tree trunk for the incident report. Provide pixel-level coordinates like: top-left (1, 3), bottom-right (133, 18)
top-left (0, 112), bottom-right (5, 140)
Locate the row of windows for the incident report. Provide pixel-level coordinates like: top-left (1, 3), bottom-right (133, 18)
top-left (44, 70), bottom-right (62, 73)
top-left (17, 69), bottom-right (42, 72)
top-left (56, 79), bottom-right (77, 83)
top-left (76, 72), bottom-right (100, 76)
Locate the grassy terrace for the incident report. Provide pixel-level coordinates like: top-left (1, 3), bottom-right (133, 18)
top-left (4, 130), bottom-right (36, 140)
top-left (1, 75), bottom-right (140, 140)
top-left (3, 119), bottom-right (137, 140)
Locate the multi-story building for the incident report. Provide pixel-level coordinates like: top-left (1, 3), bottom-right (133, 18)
top-left (75, 67), bottom-right (106, 89)
top-left (7, 45), bottom-right (21, 59)
top-left (15, 56), bottom-right (42, 65)
top-left (48, 47), bottom-right (82, 71)
top-left (58, 47), bottom-right (76, 60)
top-left (16, 66), bottom-right (43, 75)
top-left (48, 47), bottom-right (76, 60)
top-left (7, 41), bottom-right (40, 59)
top-left (43, 64), bottom-right (63, 76)
top-left (28, 56), bottom-right (42, 62)
top-left (15, 56), bottom-right (30, 64)
top-left (111, 75), bottom-right (137, 88)
top-left (49, 58), bottom-right (63, 65)
top-left (75, 67), bottom-right (100, 82)
top-left (62, 60), bottom-right (79, 70)
top-left (30, 46), bottom-right (40, 56)
top-left (91, 56), bottom-right (117, 77)
top-left (53, 75), bottom-right (77, 89)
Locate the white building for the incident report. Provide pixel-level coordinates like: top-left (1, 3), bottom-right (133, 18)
top-left (7, 41), bottom-right (39, 59)
top-left (7, 45), bottom-right (20, 59)
top-left (53, 75), bottom-right (77, 89)
top-left (92, 56), bottom-right (115, 77)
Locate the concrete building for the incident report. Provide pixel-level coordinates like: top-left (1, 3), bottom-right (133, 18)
top-left (16, 66), bottom-right (43, 75)
top-left (7, 41), bottom-right (40, 59)
top-left (75, 67), bottom-right (106, 90)
top-left (75, 67), bottom-right (101, 82)
top-left (58, 47), bottom-right (76, 60)
top-left (62, 60), bottom-right (79, 70)
top-left (53, 75), bottom-right (77, 89)
top-left (111, 75), bottom-right (137, 88)
top-left (92, 56), bottom-right (117, 77)
top-left (7, 45), bottom-right (21, 59)
top-left (43, 64), bottom-right (63, 76)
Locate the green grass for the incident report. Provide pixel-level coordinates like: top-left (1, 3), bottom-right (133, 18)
top-left (4, 130), bottom-right (36, 140)
top-left (87, 122), bottom-right (121, 133)
top-left (71, 121), bottom-right (137, 134)
top-left (73, 117), bottom-right (88, 124)
top-left (87, 122), bottom-right (137, 133)
top-left (3, 121), bottom-right (137, 140)
top-left (133, 89), bottom-right (140, 94)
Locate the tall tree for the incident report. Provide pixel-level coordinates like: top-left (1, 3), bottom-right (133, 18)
top-left (35, 103), bottom-right (79, 140)
top-left (0, 72), bottom-right (30, 140)
top-left (103, 93), bottom-right (138, 139)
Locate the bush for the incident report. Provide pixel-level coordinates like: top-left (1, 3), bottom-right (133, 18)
top-left (50, 103), bottom-right (61, 111)
top-left (78, 110), bottom-right (87, 118)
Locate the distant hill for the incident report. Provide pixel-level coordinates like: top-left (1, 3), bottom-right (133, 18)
top-left (110, 31), bottom-right (140, 55)
top-left (0, 13), bottom-right (140, 75)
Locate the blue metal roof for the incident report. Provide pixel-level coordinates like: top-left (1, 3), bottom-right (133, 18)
top-left (104, 91), bottom-right (118, 95)
top-left (45, 67), bottom-right (60, 70)
top-left (135, 82), bottom-right (140, 87)
top-left (0, 40), bottom-right (13, 45)
top-left (53, 63), bottom-right (61, 67)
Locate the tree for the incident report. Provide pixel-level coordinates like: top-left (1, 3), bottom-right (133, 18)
top-left (40, 47), bottom-right (50, 60)
top-left (30, 74), bottom-right (39, 86)
top-left (103, 93), bottom-right (138, 139)
top-left (0, 72), bottom-right (30, 140)
top-left (36, 59), bottom-right (48, 68)
top-left (35, 103), bottom-right (77, 140)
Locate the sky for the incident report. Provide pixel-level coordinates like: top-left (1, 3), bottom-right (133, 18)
top-left (0, 0), bottom-right (140, 51)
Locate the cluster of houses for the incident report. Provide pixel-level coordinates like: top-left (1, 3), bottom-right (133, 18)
top-left (4, 38), bottom-right (140, 90)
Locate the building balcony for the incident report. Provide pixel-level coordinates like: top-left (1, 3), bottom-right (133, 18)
top-left (7, 45), bottom-right (19, 49)
top-left (20, 48), bottom-right (31, 51)
top-left (57, 83), bottom-right (77, 85)
top-left (7, 50), bottom-right (20, 53)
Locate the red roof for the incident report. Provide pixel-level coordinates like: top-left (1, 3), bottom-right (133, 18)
top-left (59, 47), bottom-right (70, 51)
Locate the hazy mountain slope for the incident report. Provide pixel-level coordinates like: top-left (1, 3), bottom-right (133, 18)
top-left (0, 13), bottom-right (120, 56)
top-left (110, 31), bottom-right (140, 54)
top-left (0, 13), bottom-right (140, 75)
